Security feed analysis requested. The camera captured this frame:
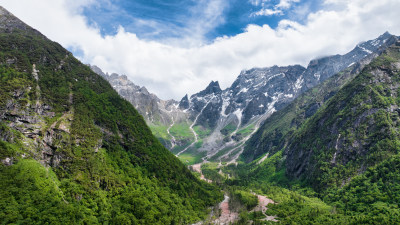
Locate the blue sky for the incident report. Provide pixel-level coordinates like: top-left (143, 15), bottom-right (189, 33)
top-left (2, 0), bottom-right (400, 99)
top-left (83, 0), bottom-right (321, 43)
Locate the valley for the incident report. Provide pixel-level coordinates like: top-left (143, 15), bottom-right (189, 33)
top-left (91, 31), bottom-right (400, 224)
top-left (2, 3), bottom-right (400, 225)
top-left (92, 31), bottom-right (395, 167)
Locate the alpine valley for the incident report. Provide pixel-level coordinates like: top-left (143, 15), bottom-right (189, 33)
top-left (91, 32), bottom-right (395, 166)
top-left (2, 4), bottom-right (400, 225)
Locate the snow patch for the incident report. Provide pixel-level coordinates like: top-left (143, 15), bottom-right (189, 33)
top-left (233, 108), bottom-right (243, 122)
top-left (221, 97), bottom-right (230, 117)
top-left (371, 38), bottom-right (381, 47)
top-left (284, 94), bottom-right (293, 98)
top-left (253, 80), bottom-right (266, 88)
top-left (348, 62), bottom-right (355, 67)
top-left (294, 75), bottom-right (304, 92)
top-left (238, 87), bottom-right (248, 94)
top-left (266, 73), bottom-right (284, 83)
top-left (314, 73), bottom-right (320, 80)
top-left (358, 45), bottom-right (372, 54)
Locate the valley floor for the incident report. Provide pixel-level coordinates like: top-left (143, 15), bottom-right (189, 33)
top-left (190, 162), bottom-right (278, 225)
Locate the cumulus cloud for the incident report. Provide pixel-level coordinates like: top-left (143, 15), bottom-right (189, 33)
top-left (1, 0), bottom-right (400, 100)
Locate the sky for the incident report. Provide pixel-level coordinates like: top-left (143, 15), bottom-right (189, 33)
top-left (1, 0), bottom-right (400, 100)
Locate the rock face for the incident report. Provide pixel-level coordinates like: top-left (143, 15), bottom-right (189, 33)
top-left (91, 33), bottom-right (395, 163)
top-left (178, 94), bottom-right (190, 110)
top-left (243, 34), bottom-right (399, 163)
top-left (301, 33), bottom-right (393, 91)
top-left (90, 65), bottom-right (190, 149)
top-left (174, 32), bottom-right (394, 162)
top-left (90, 65), bottom-right (178, 125)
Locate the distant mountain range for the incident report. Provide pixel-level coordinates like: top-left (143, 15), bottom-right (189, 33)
top-left (91, 31), bottom-right (395, 165)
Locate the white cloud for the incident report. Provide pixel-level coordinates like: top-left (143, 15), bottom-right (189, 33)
top-left (253, 8), bottom-right (283, 16)
top-left (249, 0), bottom-right (266, 7)
top-left (251, 0), bottom-right (300, 16)
top-left (276, 0), bottom-right (301, 9)
top-left (1, 0), bottom-right (400, 100)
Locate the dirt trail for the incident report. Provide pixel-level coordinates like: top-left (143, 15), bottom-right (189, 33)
top-left (214, 195), bottom-right (238, 225)
top-left (251, 193), bottom-right (278, 222)
top-left (191, 162), bottom-right (278, 224)
top-left (191, 163), bottom-right (212, 183)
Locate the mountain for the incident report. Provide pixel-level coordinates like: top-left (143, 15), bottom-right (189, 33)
top-left (285, 39), bottom-right (400, 190)
top-left (243, 33), bottom-right (399, 163)
top-left (221, 39), bottom-right (400, 224)
top-left (90, 65), bottom-right (177, 125)
top-left (90, 66), bottom-right (192, 150)
top-left (172, 31), bottom-right (394, 164)
top-left (91, 32), bottom-right (394, 166)
top-left (0, 6), bottom-right (222, 224)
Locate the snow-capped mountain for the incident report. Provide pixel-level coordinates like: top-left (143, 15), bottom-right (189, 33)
top-left (176, 32), bottom-right (394, 162)
top-left (92, 32), bottom-right (395, 164)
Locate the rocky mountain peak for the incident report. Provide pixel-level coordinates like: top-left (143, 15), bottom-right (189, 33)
top-left (139, 86), bottom-right (150, 95)
top-left (179, 94), bottom-right (190, 109)
top-left (197, 80), bottom-right (222, 96)
top-left (89, 65), bottom-right (182, 147)
top-left (109, 73), bottom-right (120, 79)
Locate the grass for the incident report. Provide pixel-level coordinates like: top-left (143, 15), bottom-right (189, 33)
top-left (194, 140), bottom-right (203, 149)
top-left (171, 142), bottom-right (191, 154)
top-left (237, 123), bottom-right (255, 136)
top-left (193, 125), bottom-right (212, 139)
top-left (170, 122), bottom-right (194, 140)
top-left (209, 145), bottom-right (236, 161)
top-left (178, 153), bottom-right (204, 165)
top-left (221, 122), bottom-right (237, 136)
top-left (148, 123), bottom-right (170, 140)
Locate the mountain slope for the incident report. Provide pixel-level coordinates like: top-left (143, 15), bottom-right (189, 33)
top-left (220, 40), bottom-right (400, 224)
top-left (243, 34), bottom-right (399, 162)
top-left (173, 32), bottom-right (393, 163)
top-left (89, 33), bottom-right (393, 166)
top-left (285, 40), bottom-right (400, 190)
top-left (90, 66), bottom-right (189, 150)
top-left (0, 6), bottom-right (221, 224)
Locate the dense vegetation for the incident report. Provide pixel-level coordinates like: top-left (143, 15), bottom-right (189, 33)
top-left (221, 149), bottom-right (400, 224)
top-left (2, 7), bottom-right (400, 225)
top-left (219, 42), bottom-right (400, 224)
top-left (285, 43), bottom-right (400, 190)
top-left (0, 21), bottom-right (222, 224)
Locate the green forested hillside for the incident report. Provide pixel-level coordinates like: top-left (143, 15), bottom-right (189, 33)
top-left (285, 42), bottom-right (400, 190)
top-left (0, 10), bottom-right (222, 224)
top-left (217, 40), bottom-right (400, 224)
